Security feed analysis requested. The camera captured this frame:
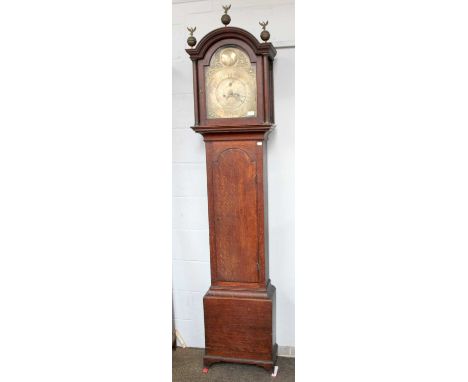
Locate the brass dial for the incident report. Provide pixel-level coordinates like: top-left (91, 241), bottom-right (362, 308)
top-left (205, 46), bottom-right (257, 119)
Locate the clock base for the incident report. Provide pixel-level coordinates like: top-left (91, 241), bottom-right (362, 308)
top-left (203, 343), bottom-right (278, 372)
top-left (202, 281), bottom-right (277, 372)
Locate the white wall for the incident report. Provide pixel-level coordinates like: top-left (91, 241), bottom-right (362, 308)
top-left (172, 0), bottom-right (294, 349)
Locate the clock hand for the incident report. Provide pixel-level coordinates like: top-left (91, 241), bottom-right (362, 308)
top-left (232, 92), bottom-right (245, 100)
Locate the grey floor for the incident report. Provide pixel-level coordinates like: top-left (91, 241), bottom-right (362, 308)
top-left (173, 348), bottom-right (295, 382)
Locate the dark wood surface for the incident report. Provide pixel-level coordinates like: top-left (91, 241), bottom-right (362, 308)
top-left (206, 139), bottom-right (267, 288)
top-left (203, 282), bottom-right (277, 371)
top-left (212, 146), bottom-right (259, 283)
top-left (204, 294), bottom-right (274, 360)
top-left (186, 25), bottom-right (277, 372)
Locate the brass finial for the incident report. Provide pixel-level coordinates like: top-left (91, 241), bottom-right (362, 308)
top-left (187, 26), bottom-right (197, 47)
top-left (259, 21), bottom-right (270, 42)
top-left (221, 4), bottom-right (231, 26)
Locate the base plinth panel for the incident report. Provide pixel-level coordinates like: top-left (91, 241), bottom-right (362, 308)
top-left (203, 286), bottom-right (276, 373)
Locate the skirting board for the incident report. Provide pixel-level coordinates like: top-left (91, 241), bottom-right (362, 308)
top-left (277, 346), bottom-right (295, 358)
top-left (174, 345), bottom-right (295, 358)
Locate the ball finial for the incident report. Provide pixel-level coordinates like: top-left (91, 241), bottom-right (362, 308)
top-left (259, 21), bottom-right (270, 42)
top-left (221, 4), bottom-right (231, 26)
top-left (187, 26), bottom-right (197, 47)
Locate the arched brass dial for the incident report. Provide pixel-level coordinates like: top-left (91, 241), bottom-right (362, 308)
top-left (205, 46), bottom-right (257, 119)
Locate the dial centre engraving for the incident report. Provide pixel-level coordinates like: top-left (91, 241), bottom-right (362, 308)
top-left (216, 78), bottom-right (247, 110)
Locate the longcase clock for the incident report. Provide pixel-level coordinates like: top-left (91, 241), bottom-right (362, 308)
top-left (185, 5), bottom-right (277, 372)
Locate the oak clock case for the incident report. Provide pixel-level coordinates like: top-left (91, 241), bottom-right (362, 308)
top-left (185, 9), bottom-right (277, 373)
